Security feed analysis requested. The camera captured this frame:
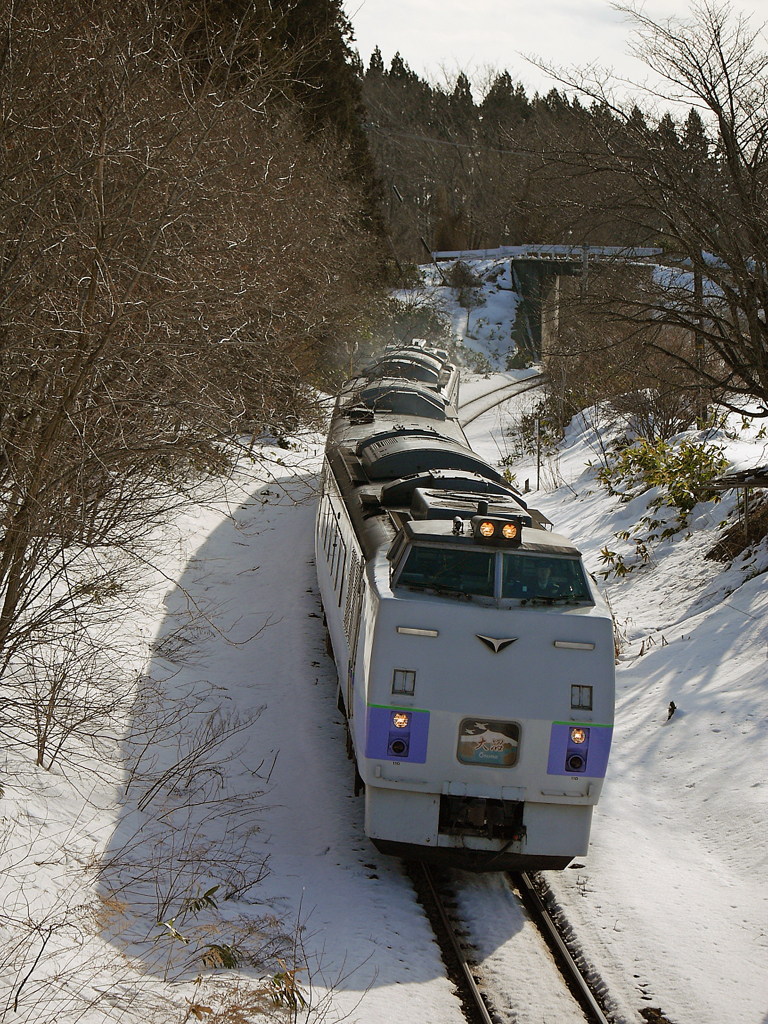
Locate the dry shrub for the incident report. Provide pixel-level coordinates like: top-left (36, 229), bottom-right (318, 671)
top-left (543, 267), bottom-right (710, 438)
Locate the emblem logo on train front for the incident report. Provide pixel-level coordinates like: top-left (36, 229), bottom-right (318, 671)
top-left (476, 635), bottom-right (518, 653)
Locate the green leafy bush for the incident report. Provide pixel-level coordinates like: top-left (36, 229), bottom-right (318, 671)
top-left (596, 437), bottom-right (728, 578)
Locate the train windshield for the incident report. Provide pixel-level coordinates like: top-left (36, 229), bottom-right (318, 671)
top-left (397, 546), bottom-right (495, 597)
top-left (501, 553), bottom-right (591, 603)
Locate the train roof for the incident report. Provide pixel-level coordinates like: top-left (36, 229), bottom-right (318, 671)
top-left (380, 469), bottom-right (519, 506)
top-left (402, 519), bottom-right (580, 555)
top-left (356, 429), bottom-right (506, 482)
top-left (356, 382), bottom-right (448, 420)
top-left (366, 353), bottom-right (443, 382)
top-left (324, 342), bottom-right (556, 559)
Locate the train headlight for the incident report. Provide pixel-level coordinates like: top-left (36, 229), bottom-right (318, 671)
top-left (393, 712), bottom-right (410, 729)
top-left (570, 727), bottom-right (587, 744)
top-left (471, 514), bottom-right (524, 547)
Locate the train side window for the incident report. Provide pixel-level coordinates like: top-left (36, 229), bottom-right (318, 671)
top-left (334, 535), bottom-right (347, 602)
top-left (322, 498), bottom-right (334, 555)
top-left (329, 521), bottom-right (341, 576)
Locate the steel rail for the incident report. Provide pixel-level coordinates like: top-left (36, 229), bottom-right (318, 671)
top-left (420, 864), bottom-right (495, 1024)
top-left (420, 864), bottom-right (612, 1024)
top-left (459, 375), bottom-right (545, 427)
top-left (458, 374), bottom-right (537, 419)
top-left (514, 871), bottom-right (611, 1024)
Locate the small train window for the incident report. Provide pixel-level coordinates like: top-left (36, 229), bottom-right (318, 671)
top-left (571, 685), bottom-right (593, 710)
top-left (321, 497), bottom-right (334, 554)
top-left (392, 669), bottom-right (416, 695)
top-left (333, 535), bottom-right (347, 596)
top-left (457, 719), bottom-right (520, 767)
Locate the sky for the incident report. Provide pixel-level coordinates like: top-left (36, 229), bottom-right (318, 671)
top-left (345, 0), bottom-right (768, 99)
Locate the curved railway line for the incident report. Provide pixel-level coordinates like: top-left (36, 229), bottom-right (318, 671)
top-left (414, 863), bottom-right (612, 1024)
top-left (414, 370), bottom-right (613, 1023)
top-left (458, 372), bottom-right (545, 427)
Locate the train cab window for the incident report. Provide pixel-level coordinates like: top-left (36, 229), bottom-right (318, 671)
top-left (500, 553), bottom-right (592, 603)
top-left (396, 546), bottom-right (495, 598)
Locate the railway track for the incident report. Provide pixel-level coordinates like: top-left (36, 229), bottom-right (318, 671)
top-left (458, 372), bottom-right (544, 427)
top-left (412, 863), bottom-right (612, 1024)
top-left (514, 872), bottom-right (611, 1024)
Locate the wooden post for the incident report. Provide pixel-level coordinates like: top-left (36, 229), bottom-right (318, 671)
top-left (744, 486), bottom-right (750, 541)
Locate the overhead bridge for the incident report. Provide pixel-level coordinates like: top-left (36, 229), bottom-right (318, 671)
top-left (433, 244), bottom-right (662, 359)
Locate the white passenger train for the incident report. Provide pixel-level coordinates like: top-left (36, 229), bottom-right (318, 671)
top-left (316, 343), bottom-right (614, 870)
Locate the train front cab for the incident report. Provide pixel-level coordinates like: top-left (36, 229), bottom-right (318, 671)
top-left (358, 523), bottom-right (615, 871)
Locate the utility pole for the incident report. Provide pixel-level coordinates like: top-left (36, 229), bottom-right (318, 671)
top-left (694, 264), bottom-right (706, 426)
top-left (536, 417), bottom-right (541, 491)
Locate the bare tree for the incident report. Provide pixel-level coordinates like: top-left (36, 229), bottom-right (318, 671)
top-left (542, 268), bottom-right (705, 438)
top-left (535, 1), bottom-right (768, 414)
top-left (0, 0), bottom-right (380, 755)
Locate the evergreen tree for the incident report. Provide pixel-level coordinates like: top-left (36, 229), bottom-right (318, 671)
top-left (657, 112), bottom-right (680, 153)
top-left (479, 72), bottom-right (530, 130)
top-left (682, 108), bottom-right (708, 164)
top-left (368, 46), bottom-right (384, 74)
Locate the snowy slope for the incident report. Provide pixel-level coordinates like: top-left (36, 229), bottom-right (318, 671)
top-left (422, 258), bottom-right (523, 369)
top-left (468, 394), bottom-right (768, 1024)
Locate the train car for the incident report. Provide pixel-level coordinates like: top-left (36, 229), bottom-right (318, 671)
top-left (315, 342), bottom-right (614, 871)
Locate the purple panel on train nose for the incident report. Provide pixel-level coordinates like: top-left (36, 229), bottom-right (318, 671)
top-left (365, 706), bottom-right (430, 763)
top-left (547, 722), bottom-right (613, 777)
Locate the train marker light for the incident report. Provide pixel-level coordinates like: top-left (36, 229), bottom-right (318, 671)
top-left (393, 712), bottom-right (410, 729)
top-left (570, 727), bottom-right (587, 744)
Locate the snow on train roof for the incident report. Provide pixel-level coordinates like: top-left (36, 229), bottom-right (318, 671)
top-left (379, 347), bottom-right (444, 368)
top-left (368, 354), bottom-right (443, 384)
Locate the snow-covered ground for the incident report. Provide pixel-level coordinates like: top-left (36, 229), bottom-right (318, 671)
top-left (414, 257), bottom-right (523, 370)
top-left (2, 253), bottom-right (767, 1022)
top-left (3, 385), bottom-right (767, 1024)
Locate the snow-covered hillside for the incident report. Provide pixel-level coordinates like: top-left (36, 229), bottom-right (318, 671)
top-left (466, 384), bottom-right (768, 1024)
top-left (416, 257), bottom-right (524, 369)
